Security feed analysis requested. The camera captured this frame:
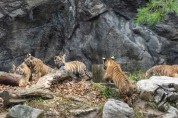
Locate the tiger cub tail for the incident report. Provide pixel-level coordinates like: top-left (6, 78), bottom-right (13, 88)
top-left (84, 70), bottom-right (93, 81)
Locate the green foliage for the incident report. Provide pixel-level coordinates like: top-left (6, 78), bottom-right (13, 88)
top-left (135, 0), bottom-right (178, 26)
top-left (133, 107), bottom-right (144, 118)
top-left (92, 83), bottom-right (112, 98)
top-left (101, 86), bottom-right (113, 98)
top-left (147, 102), bottom-right (158, 109)
top-left (92, 83), bottom-right (119, 99)
top-left (129, 70), bottom-right (145, 81)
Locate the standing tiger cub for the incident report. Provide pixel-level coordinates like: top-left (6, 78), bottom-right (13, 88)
top-left (24, 54), bottom-right (54, 81)
top-left (102, 56), bottom-right (136, 105)
top-left (54, 54), bottom-right (91, 80)
top-left (145, 65), bottom-right (178, 78)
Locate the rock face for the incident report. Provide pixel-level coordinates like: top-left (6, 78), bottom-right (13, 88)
top-left (102, 99), bottom-right (134, 118)
top-left (0, 0), bottom-right (178, 71)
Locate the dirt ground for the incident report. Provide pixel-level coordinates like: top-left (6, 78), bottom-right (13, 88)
top-left (0, 80), bottom-right (106, 117)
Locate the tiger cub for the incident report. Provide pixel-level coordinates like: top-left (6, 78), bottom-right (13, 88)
top-left (102, 56), bottom-right (136, 105)
top-left (11, 62), bottom-right (32, 83)
top-left (145, 65), bottom-right (178, 78)
top-left (24, 53), bottom-right (54, 80)
top-left (54, 54), bottom-right (91, 80)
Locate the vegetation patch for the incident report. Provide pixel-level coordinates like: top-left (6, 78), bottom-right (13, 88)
top-left (133, 107), bottom-right (144, 118)
top-left (92, 82), bottom-right (120, 99)
top-left (128, 70), bottom-right (145, 82)
top-left (135, 0), bottom-right (178, 26)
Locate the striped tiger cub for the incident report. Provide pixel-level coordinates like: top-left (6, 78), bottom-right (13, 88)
top-left (54, 54), bottom-right (92, 80)
top-left (145, 65), bottom-right (178, 78)
top-left (102, 56), bottom-right (136, 105)
top-left (11, 62), bottom-right (32, 83)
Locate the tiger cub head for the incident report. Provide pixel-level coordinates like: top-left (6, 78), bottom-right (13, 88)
top-left (24, 53), bottom-right (35, 68)
top-left (9, 64), bottom-right (17, 73)
top-left (54, 54), bottom-right (66, 69)
top-left (10, 63), bottom-right (25, 75)
top-left (15, 62), bottom-right (28, 75)
top-left (15, 65), bottom-right (24, 75)
top-left (102, 56), bottom-right (115, 70)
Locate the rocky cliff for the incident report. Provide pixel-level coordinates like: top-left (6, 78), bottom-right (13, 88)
top-left (0, 0), bottom-right (178, 71)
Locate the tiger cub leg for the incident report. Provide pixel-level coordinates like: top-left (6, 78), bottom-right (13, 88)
top-left (121, 94), bottom-right (133, 106)
top-left (66, 71), bottom-right (78, 80)
top-left (80, 73), bottom-right (89, 80)
top-left (172, 73), bottom-right (178, 78)
top-left (32, 72), bottom-right (41, 81)
top-left (79, 70), bottom-right (91, 81)
top-left (24, 76), bottom-right (30, 85)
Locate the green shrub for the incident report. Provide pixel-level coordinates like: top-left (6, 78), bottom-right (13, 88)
top-left (135, 0), bottom-right (178, 26)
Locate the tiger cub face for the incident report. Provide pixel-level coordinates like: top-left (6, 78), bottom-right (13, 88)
top-left (54, 54), bottom-right (66, 69)
top-left (12, 62), bottom-right (32, 82)
top-left (15, 64), bottom-right (25, 75)
top-left (24, 53), bottom-right (34, 68)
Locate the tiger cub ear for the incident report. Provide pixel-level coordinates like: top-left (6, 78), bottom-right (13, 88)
top-left (30, 56), bottom-right (34, 60)
top-left (27, 53), bottom-right (31, 57)
top-left (12, 64), bottom-right (16, 71)
top-left (111, 56), bottom-right (115, 60)
top-left (102, 57), bottom-right (106, 60)
top-left (62, 54), bottom-right (66, 60)
top-left (54, 56), bottom-right (57, 60)
top-left (102, 57), bottom-right (106, 63)
top-left (63, 54), bottom-right (66, 58)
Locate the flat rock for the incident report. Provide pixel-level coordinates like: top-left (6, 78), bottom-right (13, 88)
top-left (6, 105), bottom-right (44, 118)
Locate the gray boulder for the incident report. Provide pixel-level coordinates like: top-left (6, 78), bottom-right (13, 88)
top-left (137, 76), bottom-right (178, 111)
top-left (102, 99), bottom-right (134, 118)
top-left (6, 105), bottom-right (44, 118)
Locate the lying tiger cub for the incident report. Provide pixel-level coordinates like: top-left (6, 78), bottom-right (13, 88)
top-left (54, 54), bottom-right (92, 80)
top-left (145, 65), bottom-right (178, 78)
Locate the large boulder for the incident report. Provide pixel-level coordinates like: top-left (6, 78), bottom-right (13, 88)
top-left (137, 76), bottom-right (178, 112)
top-left (102, 99), bottom-right (134, 118)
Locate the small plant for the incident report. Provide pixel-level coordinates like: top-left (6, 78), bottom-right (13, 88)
top-left (28, 96), bottom-right (45, 103)
top-left (92, 83), bottom-right (119, 99)
top-left (133, 107), bottom-right (144, 118)
top-left (101, 86), bottom-right (113, 99)
top-left (92, 82), bottom-right (106, 92)
top-left (129, 70), bottom-right (145, 82)
top-left (146, 101), bottom-right (157, 109)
